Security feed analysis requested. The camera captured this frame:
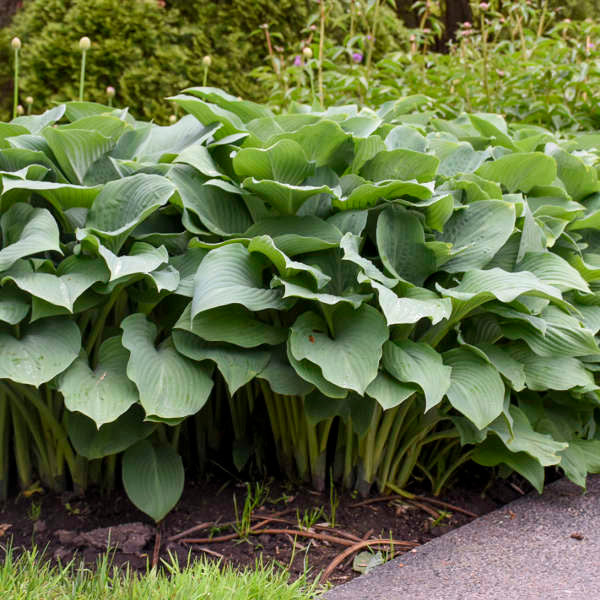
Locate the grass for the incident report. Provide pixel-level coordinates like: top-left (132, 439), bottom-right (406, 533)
top-left (0, 546), bottom-right (325, 600)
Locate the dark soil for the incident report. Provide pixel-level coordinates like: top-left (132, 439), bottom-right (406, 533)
top-left (0, 472), bottom-right (530, 585)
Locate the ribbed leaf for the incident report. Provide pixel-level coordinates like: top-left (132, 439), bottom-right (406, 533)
top-left (365, 371), bottom-right (416, 410)
top-left (383, 340), bottom-right (451, 411)
top-left (60, 336), bottom-right (138, 427)
top-left (289, 305), bottom-right (388, 394)
top-left (121, 314), bottom-right (213, 420)
top-left (360, 149), bottom-right (439, 182)
top-left (0, 318), bottom-right (80, 387)
top-left (0, 287), bottom-right (29, 324)
top-left (122, 440), bottom-right (184, 522)
top-left (443, 346), bottom-right (505, 429)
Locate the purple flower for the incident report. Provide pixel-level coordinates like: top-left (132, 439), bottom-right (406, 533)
top-left (293, 55), bottom-right (302, 66)
top-left (352, 52), bottom-right (363, 63)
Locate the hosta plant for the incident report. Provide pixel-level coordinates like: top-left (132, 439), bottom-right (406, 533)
top-left (1, 88), bottom-right (600, 519)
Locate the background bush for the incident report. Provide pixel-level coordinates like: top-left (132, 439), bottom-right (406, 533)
top-left (0, 0), bottom-right (406, 123)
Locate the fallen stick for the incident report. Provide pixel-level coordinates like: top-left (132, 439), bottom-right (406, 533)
top-left (182, 528), bottom-right (356, 547)
top-left (349, 494), bottom-right (478, 519)
top-left (323, 539), bottom-right (414, 581)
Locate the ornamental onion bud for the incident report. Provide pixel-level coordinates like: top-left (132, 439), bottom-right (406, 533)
top-left (25, 96), bottom-right (33, 105)
top-left (11, 37), bottom-right (21, 50)
top-left (16, 104), bottom-right (24, 115)
top-left (202, 55), bottom-right (212, 67)
top-left (169, 115), bottom-right (177, 124)
top-left (79, 36), bottom-right (91, 51)
top-left (106, 86), bottom-right (115, 98)
top-left (302, 46), bottom-right (313, 59)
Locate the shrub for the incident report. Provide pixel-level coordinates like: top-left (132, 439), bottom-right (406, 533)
top-left (1, 88), bottom-right (600, 520)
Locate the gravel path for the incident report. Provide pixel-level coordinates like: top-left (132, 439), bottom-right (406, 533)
top-left (325, 475), bottom-right (600, 600)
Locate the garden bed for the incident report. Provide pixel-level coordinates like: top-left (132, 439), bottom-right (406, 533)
top-left (0, 472), bottom-right (527, 585)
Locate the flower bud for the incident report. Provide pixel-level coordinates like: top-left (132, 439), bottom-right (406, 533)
top-left (11, 37), bottom-right (21, 50)
top-left (202, 55), bottom-right (212, 67)
top-left (79, 36), bottom-right (91, 51)
top-left (479, 2), bottom-right (489, 9)
top-left (302, 46), bottom-right (313, 59)
top-left (25, 96), bottom-right (33, 105)
top-left (16, 105), bottom-right (24, 115)
top-left (169, 115), bottom-right (177, 124)
top-left (106, 86), bottom-right (115, 98)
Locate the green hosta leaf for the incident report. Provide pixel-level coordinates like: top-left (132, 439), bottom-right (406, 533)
top-left (559, 439), bottom-right (600, 488)
top-left (272, 276), bottom-right (369, 309)
top-left (175, 303), bottom-right (286, 348)
top-left (248, 235), bottom-right (330, 288)
top-left (383, 340), bottom-right (451, 411)
top-left (98, 242), bottom-right (168, 282)
top-left (443, 347), bottom-right (505, 429)
top-left (475, 152), bottom-right (557, 193)
top-left (81, 174), bottom-right (176, 252)
top-left (286, 341), bottom-right (348, 398)
top-left (289, 305), bottom-right (388, 394)
top-left (257, 347), bottom-right (315, 396)
top-left (241, 178), bottom-right (334, 216)
top-left (42, 127), bottom-right (114, 184)
top-left (173, 329), bottom-right (269, 395)
top-left (2, 256), bottom-right (108, 311)
top-left (365, 371), bottom-right (416, 410)
top-left (507, 345), bottom-right (595, 391)
top-left (545, 143), bottom-right (600, 202)
top-left (368, 279), bottom-right (452, 326)
top-left (385, 125), bottom-right (427, 152)
top-left (340, 233), bottom-right (398, 287)
top-left (183, 87), bottom-right (273, 122)
top-left (66, 404), bottom-right (155, 460)
top-left (439, 200), bottom-right (516, 272)
top-left (333, 178), bottom-right (433, 211)
top-left (433, 140), bottom-right (492, 176)
top-left (121, 314), bottom-right (213, 420)
top-left (122, 440), bottom-right (184, 523)
top-left (0, 318), bottom-right (80, 386)
top-left (168, 164), bottom-right (252, 236)
top-left (436, 267), bottom-right (567, 319)
top-left (360, 149), bottom-right (439, 182)
top-left (489, 406), bottom-right (566, 467)
top-left (174, 143), bottom-right (225, 178)
top-left (476, 343), bottom-right (526, 391)
top-left (377, 206), bottom-right (437, 285)
top-left (60, 337), bottom-right (138, 427)
top-left (233, 139), bottom-right (313, 184)
top-left (515, 252), bottom-right (590, 293)
top-left (0, 179), bottom-right (101, 213)
top-left (0, 287), bottom-right (29, 324)
top-left (245, 216), bottom-right (342, 255)
top-left (191, 243), bottom-right (287, 317)
top-left (0, 204), bottom-right (61, 273)
top-left (12, 105), bottom-right (66, 134)
top-left (502, 306), bottom-right (600, 358)
top-left (171, 247), bottom-right (207, 297)
top-left (473, 435), bottom-right (544, 493)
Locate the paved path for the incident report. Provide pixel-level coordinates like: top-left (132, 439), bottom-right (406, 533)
top-left (326, 476), bottom-right (600, 600)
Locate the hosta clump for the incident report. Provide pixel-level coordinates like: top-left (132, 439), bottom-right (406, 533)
top-left (1, 89), bottom-right (600, 518)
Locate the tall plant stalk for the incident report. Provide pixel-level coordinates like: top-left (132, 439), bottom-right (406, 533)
top-left (11, 37), bottom-right (21, 120)
top-left (78, 37), bottom-right (91, 102)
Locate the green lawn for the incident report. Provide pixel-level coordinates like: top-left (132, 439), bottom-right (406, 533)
top-left (0, 547), bottom-right (325, 600)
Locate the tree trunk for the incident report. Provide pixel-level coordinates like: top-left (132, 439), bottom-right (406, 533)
top-left (443, 0), bottom-right (473, 46)
top-left (394, 0), bottom-right (419, 29)
top-left (0, 0), bottom-right (21, 28)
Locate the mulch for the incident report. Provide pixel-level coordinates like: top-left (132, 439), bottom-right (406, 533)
top-left (0, 471), bottom-right (529, 585)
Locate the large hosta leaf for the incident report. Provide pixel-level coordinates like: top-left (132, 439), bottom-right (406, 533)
top-left (383, 340), bottom-right (451, 411)
top-left (2, 256), bottom-right (108, 311)
top-left (365, 371), bottom-right (416, 410)
top-left (289, 305), bottom-right (388, 394)
top-left (0, 204), bottom-right (61, 272)
top-left (360, 149), bottom-right (439, 182)
top-left (81, 174), bottom-right (176, 252)
top-left (443, 346), bottom-right (505, 429)
top-left (174, 303), bottom-right (286, 348)
top-left (121, 314), bottom-right (213, 420)
top-left (191, 243), bottom-right (287, 317)
top-left (0, 318), bottom-right (80, 386)
top-left (173, 329), bottom-right (269, 394)
top-left (98, 242), bottom-right (168, 282)
top-left (122, 440), bottom-right (184, 523)
top-left (439, 200), bottom-right (516, 272)
top-left (475, 152), bottom-right (557, 193)
top-left (515, 252), bottom-right (589, 293)
top-left (257, 346), bottom-right (315, 397)
top-left (60, 336), bottom-right (138, 427)
top-left (377, 206), bottom-right (438, 285)
top-left (0, 287), bottom-right (29, 324)
top-left (66, 404), bottom-right (155, 460)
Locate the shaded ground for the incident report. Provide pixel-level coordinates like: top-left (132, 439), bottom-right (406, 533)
top-left (0, 473), bottom-right (527, 585)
